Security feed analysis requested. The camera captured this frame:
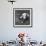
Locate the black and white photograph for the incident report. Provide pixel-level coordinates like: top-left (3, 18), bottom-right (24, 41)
top-left (13, 8), bottom-right (32, 27)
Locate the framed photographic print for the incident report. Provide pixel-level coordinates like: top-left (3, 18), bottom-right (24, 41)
top-left (13, 8), bottom-right (33, 28)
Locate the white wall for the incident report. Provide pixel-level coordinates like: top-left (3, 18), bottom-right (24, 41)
top-left (0, 0), bottom-right (46, 42)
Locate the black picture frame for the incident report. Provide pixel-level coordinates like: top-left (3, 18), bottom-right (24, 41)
top-left (13, 8), bottom-right (33, 28)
